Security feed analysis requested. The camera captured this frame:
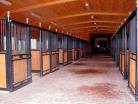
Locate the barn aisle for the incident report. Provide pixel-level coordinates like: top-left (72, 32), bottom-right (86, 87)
top-left (0, 55), bottom-right (137, 104)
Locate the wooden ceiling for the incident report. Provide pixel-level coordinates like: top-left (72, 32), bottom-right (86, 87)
top-left (0, 0), bottom-right (136, 40)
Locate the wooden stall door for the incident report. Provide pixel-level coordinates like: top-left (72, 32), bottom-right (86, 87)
top-left (121, 53), bottom-right (125, 75)
top-left (129, 54), bottom-right (136, 94)
top-left (31, 50), bottom-right (40, 71)
top-left (0, 54), bottom-right (7, 88)
top-left (120, 53), bottom-right (122, 72)
top-left (42, 52), bottom-right (50, 74)
top-left (51, 52), bottom-right (59, 70)
top-left (126, 50), bottom-right (129, 76)
top-left (67, 50), bottom-right (72, 64)
top-left (59, 49), bottom-right (63, 64)
top-left (13, 59), bottom-right (28, 85)
top-left (72, 49), bottom-right (75, 61)
top-left (64, 51), bottom-right (67, 65)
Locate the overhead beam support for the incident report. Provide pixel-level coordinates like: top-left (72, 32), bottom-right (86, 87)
top-left (51, 12), bottom-right (128, 21)
top-left (63, 20), bottom-right (122, 27)
top-left (66, 25), bottom-right (118, 30)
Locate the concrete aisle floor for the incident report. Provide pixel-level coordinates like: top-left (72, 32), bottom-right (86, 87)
top-left (0, 55), bottom-right (138, 104)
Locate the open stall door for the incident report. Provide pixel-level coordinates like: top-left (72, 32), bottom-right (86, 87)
top-left (31, 27), bottom-right (50, 77)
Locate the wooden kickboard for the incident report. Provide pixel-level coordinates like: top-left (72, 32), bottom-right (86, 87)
top-left (0, 54), bottom-right (7, 88)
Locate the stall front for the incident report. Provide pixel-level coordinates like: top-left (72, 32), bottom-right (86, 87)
top-left (50, 32), bottom-right (59, 71)
top-left (0, 17), bottom-right (32, 91)
top-left (63, 35), bottom-right (68, 65)
top-left (111, 10), bottom-right (138, 100)
top-left (58, 34), bottom-right (63, 64)
top-left (67, 36), bottom-right (73, 64)
top-left (31, 27), bottom-right (51, 76)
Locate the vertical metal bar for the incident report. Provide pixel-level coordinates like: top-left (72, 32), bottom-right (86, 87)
top-left (40, 29), bottom-right (43, 77)
top-left (26, 26), bottom-right (32, 81)
top-left (49, 32), bottom-right (52, 72)
top-left (62, 35), bottom-right (64, 64)
top-left (136, 1), bottom-right (138, 100)
top-left (26, 19), bottom-right (32, 81)
top-left (6, 14), bottom-right (13, 91)
top-left (124, 26), bottom-right (127, 80)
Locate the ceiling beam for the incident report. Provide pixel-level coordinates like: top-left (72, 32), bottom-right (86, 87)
top-left (70, 26), bottom-right (117, 31)
top-left (51, 12), bottom-right (128, 21)
top-left (72, 30), bottom-right (116, 35)
top-left (66, 25), bottom-right (118, 30)
top-left (63, 20), bottom-right (122, 27)
top-left (10, 0), bottom-right (77, 13)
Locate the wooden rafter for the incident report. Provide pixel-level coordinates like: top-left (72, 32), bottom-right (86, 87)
top-left (10, 0), bottom-right (77, 13)
top-left (51, 12), bottom-right (128, 21)
top-left (66, 25), bottom-right (118, 30)
top-left (75, 30), bottom-right (115, 34)
top-left (63, 20), bottom-right (121, 27)
top-left (69, 26), bottom-right (117, 31)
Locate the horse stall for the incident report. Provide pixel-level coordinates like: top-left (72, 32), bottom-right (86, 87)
top-left (81, 41), bottom-right (85, 57)
top-left (76, 39), bottom-right (81, 60)
top-left (0, 18), bottom-right (32, 91)
top-left (128, 12), bottom-right (136, 94)
top-left (67, 36), bottom-right (73, 64)
top-left (119, 28), bottom-right (126, 78)
top-left (63, 35), bottom-right (68, 65)
top-left (80, 40), bottom-right (84, 58)
top-left (58, 34), bottom-right (63, 64)
top-left (112, 10), bottom-right (138, 98)
top-left (50, 32), bottom-right (59, 71)
top-left (72, 38), bottom-right (77, 61)
top-left (30, 27), bottom-right (50, 76)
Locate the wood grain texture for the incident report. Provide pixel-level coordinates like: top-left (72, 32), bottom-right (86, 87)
top-left (59, 49), bottom-right (63, 64)
top-left (129, 54), bottom-right (136, 94)
top-left (31, 51), bottom-right (40, 71)
top-left (13, 59), bottom-right (28, 83)
top-left (0, 0), bottom-right (136, 39)
top-left (43, 54), bottom-right (50, 71)
top-left (0, 54), bottom-right (7, 88)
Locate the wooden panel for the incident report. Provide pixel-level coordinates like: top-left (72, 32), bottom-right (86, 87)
top-left (31, 50), bottom-right (40, 71)
top-left (121, 54), bottom-right (125, 75)
top-left (51, 53), bottom-right (58, 68)
top-left (67, 50), bottom-right (72, 62)
top-left (13, 59), bottom-right (27, 83)
top-left (120, 53), bottom-right (122, 72)
top-left (0, 54), bottom-right (7, 88)
top-left (0, 0), bottom-right (136, 38)
top-left (130, 57), bottom-right (136, 94)
top-left (43, 54), bottom-right (50, 71)
top-left (72, 49), bottom-right (75, 60)
top-left (126, 50), bottom-right (129, 75)
top-left (64, 51), bottom-right (67, 64)
top-left (59, 49), bottom-right (63, 64)
top-left (75, 50), bottom-right (77, 60)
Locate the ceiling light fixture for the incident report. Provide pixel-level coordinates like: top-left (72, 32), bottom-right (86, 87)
top-left (49, 25), bottom-right (51, 30)
top-left (94, 22), bottom-right (96, 25)
top-left (31, 12), bottom-right (41, 19)
top-left (0, 0), bottom-right (12, 6)
top-left (91, 15), bottom-right (94, 19)
top-left (84, 2), bottom-right (91, 10)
